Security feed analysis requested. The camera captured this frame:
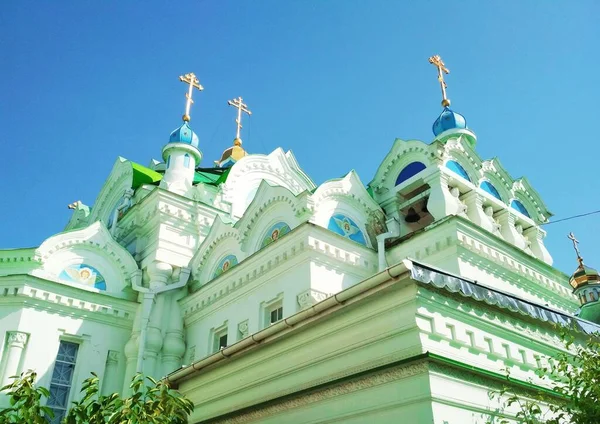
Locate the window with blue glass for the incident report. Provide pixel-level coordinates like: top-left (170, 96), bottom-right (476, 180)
top-left (47, 341), bottom-right (80, 424)
top-left (183, 154), bottom-right (190, 168)
top-left (395, 162), bottom-right (426, 186)
top-left (445, 160), bottom-right (471, 182)
top-left (480, 181), bottom-right (502, 202)
top-left (166, 155), bottom-right (171, 169)
top-left (510, 199), bottom-right (531, 218)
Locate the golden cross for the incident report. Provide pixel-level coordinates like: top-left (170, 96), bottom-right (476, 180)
top-left (428, 55), bottom-right (451, 107)
top-left (179, 72), bottom-right (204, 122)
top-left (568, 232), bottom-right (584, 265)
top-left (227, 96), bottom-right (252, 140)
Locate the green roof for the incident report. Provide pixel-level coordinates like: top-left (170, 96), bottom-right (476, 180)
top-left (129, 163), bottom-right (231, 190)
top-left (193, 167), bottom-right (231, 186)
top-left (131, 162), bottom-right (163, 189)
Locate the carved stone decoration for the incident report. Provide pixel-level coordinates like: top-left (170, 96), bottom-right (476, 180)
top-left (368, 211), bottom-right (388, 237)
top-left (106, 350), bottom-right (119, 365)
top-left (188, 346), bottom-right (196, 364)
top-left (211, 361), bottom-right (429, 424)
top-left (7, 331), bottom-right (28, 347)
top-left (237, 321), bottom-right (249, 339)
top-left (297, 289), bottom-right (330, 310)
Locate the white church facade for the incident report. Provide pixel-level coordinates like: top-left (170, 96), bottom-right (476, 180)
top-left (1, 59), bottom-right (599, 423)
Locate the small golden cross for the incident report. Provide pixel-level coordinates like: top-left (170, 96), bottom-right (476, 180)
top-left (179, 73), bottom-right (204, 122)
top-left (568, 232), bottom-right (584, 265)
top-left (428, 55), bottom-right (451, 107)
top-left (227, 96), bottom-right (252, 140)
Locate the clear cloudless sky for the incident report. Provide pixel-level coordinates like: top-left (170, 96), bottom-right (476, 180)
top-left (1, 1), bottom-right (599, 276)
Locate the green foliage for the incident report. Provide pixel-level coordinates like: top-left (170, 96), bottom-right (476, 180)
top-left (0, 371), bottom-right (194, 424)
top-left (487, 330), bottom-right (600, 424)
top-left (0, 370), bottom-right (54, 423)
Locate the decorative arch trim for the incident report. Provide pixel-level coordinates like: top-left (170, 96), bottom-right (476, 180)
top-left (510, 199), bottom-right (531, 218)
top-left (480, 180), bottom-right (503, 202)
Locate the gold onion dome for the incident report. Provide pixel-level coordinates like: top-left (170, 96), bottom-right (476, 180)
top-left (567, 232), bottom-right (600, 290)
top-left (569, 259), bottom-right (600, 290)
top-left (217, 138), bottom-right (247, 167)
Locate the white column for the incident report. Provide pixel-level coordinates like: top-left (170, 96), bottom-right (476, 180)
top-left (1, 331), bottom-right (28, 386)
top-left (161, 290), bottom-right (186, 377)
top-left (425, 172), bottom-right (461, 221)
top-left (143, 262), bottom-right (172, 378)
top-left (524, 226), bottom-right (553, 265)
top-left (101, 350), bottom-right (120, 396)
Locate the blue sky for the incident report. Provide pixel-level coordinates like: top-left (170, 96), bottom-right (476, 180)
top-left (1, 1), bottom-right (599, 275)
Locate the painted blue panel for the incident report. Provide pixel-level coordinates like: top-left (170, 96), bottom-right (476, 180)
top-left (261, 222), bottom-right (291, 248)
top-left (213, 254), bottom-right (238, 279)
top-left (511, 200), bottom-right (531, 218)
top-left (446, 160), bottom-right (471, 182)
top-left (328, 214), bottom-right (367, 246)
top-left (480, 181), bottom-right (502, 201)
top-left (395, 162), bottom-right (426, 186)
top-left (59, 264), bottom-right (106, 291)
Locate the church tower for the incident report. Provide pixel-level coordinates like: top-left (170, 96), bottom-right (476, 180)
top-left (568, 232), bottom-right (600, 323)
top-left (215, 96), bottom-right (251, 168)
top-left (161, 73), bottom-right (203, 195)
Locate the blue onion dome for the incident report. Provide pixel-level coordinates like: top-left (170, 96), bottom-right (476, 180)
top-left (168, 122), bottom-right (199, 149)
top-left (432, 107), bottom-right (467, 136)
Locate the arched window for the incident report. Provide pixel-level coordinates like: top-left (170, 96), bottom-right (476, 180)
top-left (166, 155), bottom-right (171, 169)
top-left (510, 199), bottom-right (531, 218)
top-left (395, 162), bottom-right (426, 186)
top-left (580, 294), bottom-right (587, 304)
top-left (480, 181), bottom-right (503, 202)
top-left (446, 160), bottom-right (471, 182)
top-left (327, 214), bottom-right (367, 246)
top-left (183, 154), bottom-right (191, 168)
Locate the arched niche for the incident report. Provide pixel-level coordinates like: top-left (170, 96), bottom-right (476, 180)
top-left (33, 221), bottom-right (140, 296)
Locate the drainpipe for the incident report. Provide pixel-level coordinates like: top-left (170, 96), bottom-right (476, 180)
top-left (132, 267), bottom-right (191, 373)
top-left (376, 218), bottom-right (400, 272)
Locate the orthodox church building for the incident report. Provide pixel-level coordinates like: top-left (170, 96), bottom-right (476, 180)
top-left (1, 59), bottom-right (599, 423)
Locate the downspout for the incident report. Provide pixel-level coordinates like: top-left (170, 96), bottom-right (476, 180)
top-left (376, 218), bottom-right (400, 272)
top-left (132, 267), bottom-right (191, 373)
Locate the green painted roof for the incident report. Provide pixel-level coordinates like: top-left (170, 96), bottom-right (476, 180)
top-left (130, 163), bottom-right (231, 189)
top-left (193, 167), bottom-right (231, 186)
top-left (131, 162), bottom-right (163, 189)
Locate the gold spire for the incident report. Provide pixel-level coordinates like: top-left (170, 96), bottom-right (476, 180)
top-left (568, 232), bottom-right (584, 266)
top-left (227, 96), bottom-right (252, 142)
top-left (428, 55), bottom-right (451, 107)
top-left (179, 73), bottom-right (203, 122)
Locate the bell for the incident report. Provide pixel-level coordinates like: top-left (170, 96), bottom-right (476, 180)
top-left (405, 207), bottom-right (420, 223)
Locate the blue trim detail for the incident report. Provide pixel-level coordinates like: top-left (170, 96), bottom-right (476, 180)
top-left (511, 200), bottom-right (531, 218)
top-left (395, 162), bottom-right (426, 186)
top-left (446, 160), bottom-right (471, 182)
top-left (480, 181), bottom-right (502, 201)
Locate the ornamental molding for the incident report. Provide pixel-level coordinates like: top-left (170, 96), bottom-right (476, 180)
top-left (297, 289), bottom-right (331, 309)
top-left (417, 287), bottom-right (566, 362)
top-left (235, 180), bottom-right (308, 240)
top-left (210, 361), bottom-right (429, 424)
top-left (237, 320), bottom-right (249, 339)
top-left (369, 138), bottom-right (435, 192)
top-left (106, 350), bottom-right (119, 365)
top-left (455, 230), bottom-right (575, 309)
top-left (34, 221), bottom-right (140, 288)
top-left (0, 250), bottom-right (38, 265)
top-left (7, 331), bottom-right (28, 347)
top-left (222, 148), bottom-right (316, 201)
top-left (0, 277), bottom-right (136, 328)
top-left (311, 171), bottom-right (382, 215)
top-left (190, 216), bottom-right (242, 276)
top-left (90, 158), bottom-right (134, 224)
top-left (183, 225), bottom-right (376, 319)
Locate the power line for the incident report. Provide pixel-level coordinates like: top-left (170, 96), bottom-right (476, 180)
top-left (542, 209), bottom-right (600, 226)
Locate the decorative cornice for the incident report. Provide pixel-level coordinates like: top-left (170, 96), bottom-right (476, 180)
top-left (209, 361), bottom-right (428, 424)
top-left (297, 289), bottom-right (331, 309)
